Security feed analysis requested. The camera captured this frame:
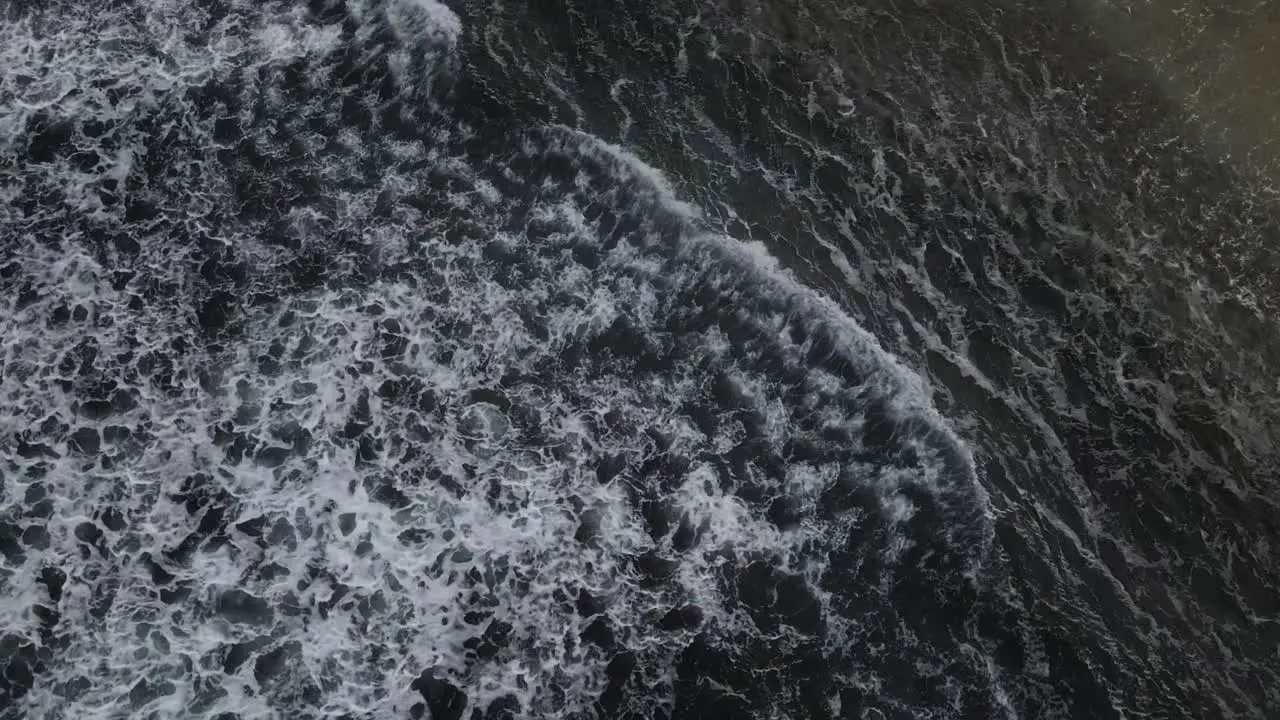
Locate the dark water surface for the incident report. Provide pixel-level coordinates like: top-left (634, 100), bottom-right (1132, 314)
top-left (1, 1), bottom-right (1277, 718)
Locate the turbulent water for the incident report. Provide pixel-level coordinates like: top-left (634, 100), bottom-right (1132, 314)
top-left (1, 1), bottom-right (1277, 718)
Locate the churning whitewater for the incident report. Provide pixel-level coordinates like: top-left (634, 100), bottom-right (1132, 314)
top-left (9, 0), bottom-right (1280, 717)
top-left (0, 1), bottom-right (997, 718)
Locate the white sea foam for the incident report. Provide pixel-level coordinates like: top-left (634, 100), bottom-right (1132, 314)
top-left (0, 2), bottom-right (993, 718)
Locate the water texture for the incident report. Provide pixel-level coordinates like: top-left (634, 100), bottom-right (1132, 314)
top-left (1, 1), bottom-right (1276, 718)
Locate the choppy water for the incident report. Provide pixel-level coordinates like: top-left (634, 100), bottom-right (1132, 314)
top-left (1, 1), bottom-right (1277, 719)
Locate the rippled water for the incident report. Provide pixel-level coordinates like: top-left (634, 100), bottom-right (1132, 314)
top-left (1, 1), bottom-right (1277, 719)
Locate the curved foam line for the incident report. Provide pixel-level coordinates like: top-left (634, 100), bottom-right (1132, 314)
top-left (550, 124), bottom-right (991, 518)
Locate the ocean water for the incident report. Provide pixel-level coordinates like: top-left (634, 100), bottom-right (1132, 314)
top-left (0, 1), bottom-right (1277, 718)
